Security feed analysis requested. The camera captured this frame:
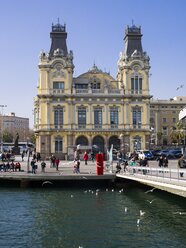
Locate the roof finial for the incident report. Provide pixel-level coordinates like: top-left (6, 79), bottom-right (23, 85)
top-left (132, 19), bottom-right (134, 26)
top-left (57, 17), bottom-right (60, 24)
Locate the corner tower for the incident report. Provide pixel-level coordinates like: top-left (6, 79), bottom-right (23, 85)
top-left (34, 22), bottom-right (74, 158)
top-left (117, 24), bottom-right (151, 151)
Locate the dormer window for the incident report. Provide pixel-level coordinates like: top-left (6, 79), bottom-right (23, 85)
top-left (91, 82), bottom-right (100, 89)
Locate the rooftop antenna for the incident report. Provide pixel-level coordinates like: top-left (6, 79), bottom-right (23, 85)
top-left (57, 17), bottom-right (60, 24)
top-left (132, 19), bottom-right (134, 26)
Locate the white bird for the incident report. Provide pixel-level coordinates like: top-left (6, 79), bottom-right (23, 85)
top-left (124, 207), bottom-right (128, 213)
top-left (82, 176), bottom-right (87, 179)
top-left (96, 192), bottom-right (98, 196)
top-left (96, 189), bottom-right (100, 192)
top-left (137, 219), bottom-right (140, 226)
top-left (145, 187), bottom-right (156, 194)
top-left (173, 211), bottom-right (186, 215)
top-left (106, 188), bottom-right (108, 191)
top-left (84, 190), bottom-right (87, 193)
top-left (112, 189), bottom-right (114, 192)
top-left (71, 195), bottom-right (74, 198)
top-left (42, 181), bottom-right (53, 186)
top-left (140, 210), bottom-right (145, 216)
top-left (147, 199), bottom-right (156, 204)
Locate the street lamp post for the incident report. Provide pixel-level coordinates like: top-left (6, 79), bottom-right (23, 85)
top-left (27, 137), bottom-right (31, 173)
top-left (0, 105), bottom-right (7, 153)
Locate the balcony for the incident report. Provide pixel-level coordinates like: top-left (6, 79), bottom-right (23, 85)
top-left (34, 123), bottom-right (150, 132)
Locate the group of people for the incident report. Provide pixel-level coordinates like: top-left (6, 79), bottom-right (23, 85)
top-left (30, 158), bottom-right (46, 174)
top-left (50, 155), bottom-right (60, 170)
top-left (157, 155), bottom-right (169, 168)
top-left (0, 161), bottom-right (21, 172)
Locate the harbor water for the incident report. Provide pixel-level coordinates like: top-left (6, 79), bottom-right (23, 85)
top-left (0, 186), bottom-right (186, 248)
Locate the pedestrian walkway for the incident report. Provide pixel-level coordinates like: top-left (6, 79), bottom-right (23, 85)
top-left (116, 165), bottom-right (186, 198)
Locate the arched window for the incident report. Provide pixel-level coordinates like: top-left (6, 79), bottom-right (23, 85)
top-left (92, 136), bottom-right (104, 153)
top-left (109, 136), bottom-right (120, 151)
top-left (55, 136), bottom-right (63, 153)
top-left (76, 136), bottom-right (88, 146)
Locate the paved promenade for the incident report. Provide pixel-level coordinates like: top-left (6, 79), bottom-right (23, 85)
top-left (0, 156), bottom-right (182, 176)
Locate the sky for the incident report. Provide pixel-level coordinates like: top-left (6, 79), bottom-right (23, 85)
top-left (0, 0), bottom-right (186, 128)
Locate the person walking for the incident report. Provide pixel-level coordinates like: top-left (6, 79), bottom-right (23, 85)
top-left (50, 155), bottom-right (56, 168)
top-left (90, 151), bottom-right (94, 162)
top-left (178, 154), bottom-right (185, 177)
top-left (83, 151), bottom-right (88, 165)
top-left (73, 159), bottom-right (80, 173)
top-left (21, 152), bottom-right (24, 162)
top-left (31, 159), bottom-right (36, 174)
top-left (55, 158), bottom-right (60, 171)
top-left (41, 160), bottom-right (46, 173)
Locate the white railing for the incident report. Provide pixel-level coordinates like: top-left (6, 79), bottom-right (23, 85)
top-left (122, 164), bottom-right (186, 181)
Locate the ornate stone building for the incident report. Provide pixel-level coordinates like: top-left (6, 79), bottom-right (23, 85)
top-left (33, 23), bottom-right (152, 159)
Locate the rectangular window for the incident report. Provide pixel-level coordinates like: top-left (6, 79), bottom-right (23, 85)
top-left (131, 76), bottom-right (142, 94)
top-left (132, 108), bottom-right (141, 128)
top-left (94, 109), bottom-right (102, 128)
top-left (162, 126), bottom-right (168, 135)
top-left (110, 108), bottom-right (118, 128)
top-left (173, 118), bottom-right (176, 123)
top-left (75, 84), bottom-right (88, 89)
top-left (163, 118), bottom-right (167, 123)
top-left (78, 108), bottom-right (86, 128)
top-left (55, 138), bottom-right (62, 153)
top-left (53, 82), bottom-right (64, 89)
top-left (54, 107), bottom-right (63, 127)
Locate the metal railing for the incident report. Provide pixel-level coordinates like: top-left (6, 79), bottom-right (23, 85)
top-left (123, 164), bottom-right (186, 181)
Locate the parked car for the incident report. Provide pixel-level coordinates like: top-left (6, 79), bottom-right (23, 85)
top-left (157, 149), bottom-right (182, 159)
top-left (150, 150), bottom-right (161, 159)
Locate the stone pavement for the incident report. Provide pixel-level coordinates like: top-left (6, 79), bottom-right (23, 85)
top-left (9, 156), bottom-right (116, 175)
top-left (9, 155), bottom-right (179, 175)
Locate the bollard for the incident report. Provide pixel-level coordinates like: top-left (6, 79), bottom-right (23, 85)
top-left (96, 153), bottom-right (104, 175)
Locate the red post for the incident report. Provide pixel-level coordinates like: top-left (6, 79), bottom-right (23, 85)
top-left (96, 153), bottom-right (104, 175)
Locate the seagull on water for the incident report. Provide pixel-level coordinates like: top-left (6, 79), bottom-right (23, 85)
top-left (137, 218), bottom-right (140, 226)
top-left (145, 187), bottom-right (156, 194)
top-left (147, 199), bottom-right (156, 204)
top-left (42, 181), bottom-right (53, 186)
top-left (140, 210), bottom-right (145, 216)
top-left (173, 211), bottom-right (186, 215)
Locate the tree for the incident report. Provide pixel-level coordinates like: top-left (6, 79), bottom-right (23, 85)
top-left (3, 131), bottom-right (13, 143)
top-left (170, 122), bottom-right (184, 145)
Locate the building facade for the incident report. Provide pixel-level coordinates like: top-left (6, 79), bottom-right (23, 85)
top-left (150, 97), bottom-right (186, 147)
top-left (34, 23), bottom-right (153, 159)
top-left (0, 112), bottom-right (29, 141)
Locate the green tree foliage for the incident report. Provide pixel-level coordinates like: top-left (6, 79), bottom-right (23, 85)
top-left (3, 131), bottom-right (13, 142)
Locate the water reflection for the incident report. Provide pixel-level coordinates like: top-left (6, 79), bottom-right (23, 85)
top-left (0, 187), bottom-right (186, 248)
